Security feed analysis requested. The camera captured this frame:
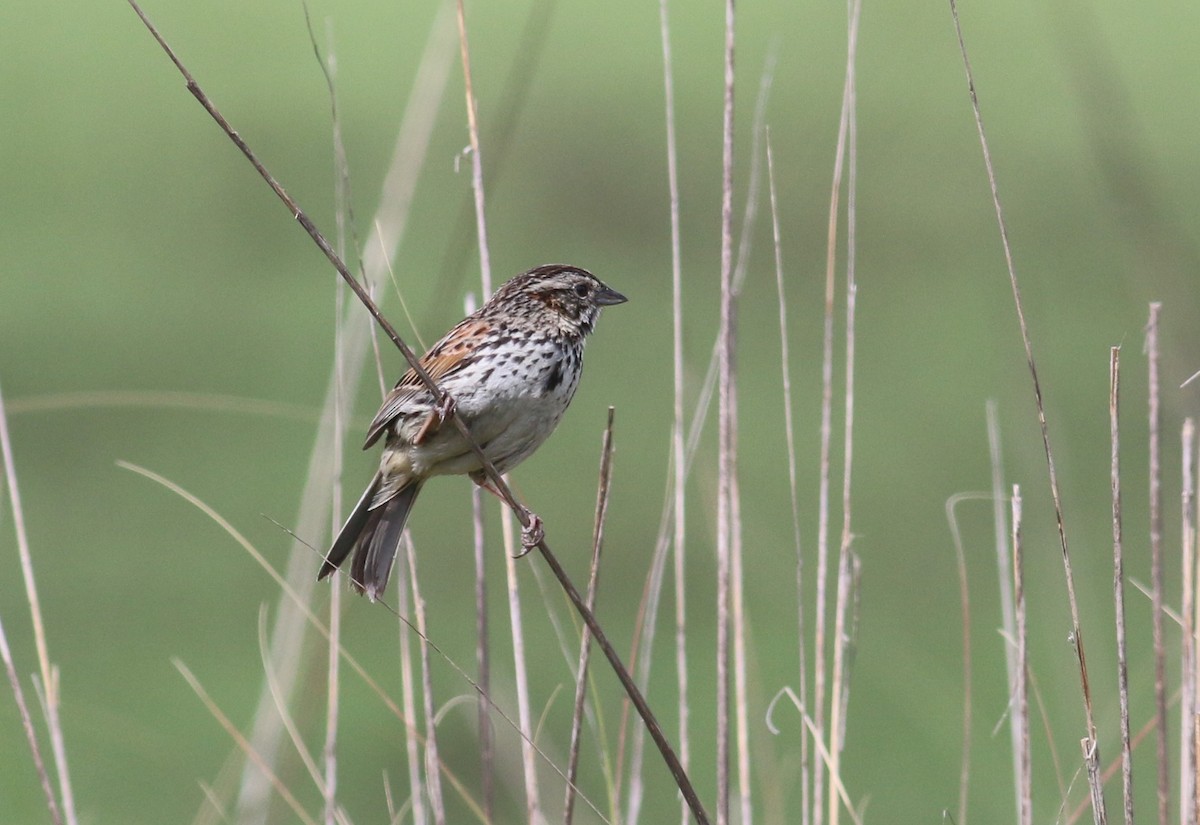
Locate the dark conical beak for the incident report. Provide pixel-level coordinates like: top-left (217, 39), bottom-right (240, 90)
top-left (594, 285), bottom-right (628, 306)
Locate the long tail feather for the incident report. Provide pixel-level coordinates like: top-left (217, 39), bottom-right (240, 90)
top-left (319, 472), bottom-right (383, 580)
top-left (320, 473), bottom-right (425, 601)
top-left (350, 481), bottom-right (424, 601)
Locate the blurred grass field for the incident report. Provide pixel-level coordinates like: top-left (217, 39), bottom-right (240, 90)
top-left (2, 0), bottom-right (1200, 822)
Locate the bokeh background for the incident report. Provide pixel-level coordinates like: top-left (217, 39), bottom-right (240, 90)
top-left (2, 0), bottom-right (1199, 822)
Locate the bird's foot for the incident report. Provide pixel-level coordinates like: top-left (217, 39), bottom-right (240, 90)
top-left (515, 511), bottom-right (544, 557)
top-left (434, 392), bottom-right (457, 426)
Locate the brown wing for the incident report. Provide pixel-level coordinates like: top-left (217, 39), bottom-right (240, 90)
top-left (362, 318), bottom-right (488, 449)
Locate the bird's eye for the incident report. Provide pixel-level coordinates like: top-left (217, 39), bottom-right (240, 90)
top-left (573, 284), bottom-right (590, 298)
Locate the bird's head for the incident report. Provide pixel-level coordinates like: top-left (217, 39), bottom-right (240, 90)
top-left (488, 264), bottom-right (627, 337)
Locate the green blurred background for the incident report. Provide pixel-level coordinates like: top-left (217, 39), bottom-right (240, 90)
top-left (2, 0), bottom-right (1199, 822)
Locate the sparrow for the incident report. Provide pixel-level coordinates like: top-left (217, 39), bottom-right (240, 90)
top-left (318, 264), bottom-right (627, 600)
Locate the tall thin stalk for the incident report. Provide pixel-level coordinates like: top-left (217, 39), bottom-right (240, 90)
top-left (0, 380), bottom-right (77, 825)
top-left (766, 133), bottom-right (810, 825)
top-left (502, 505), bottom-right (545, 824)
top-left (459, 290), bottom-right (494, 823)
top-left (985, 401), bottom-right (1021, 823)
top-left (813, 9), bottom-right (856, 821)
top-left (408, 543), bottom-right (447, 825)
top-left (949, 5), bottom-right (1104, 821)
top-left (0, 610), bottom-right (62, 825)
top-left (715, 0), bottom-right (736, 820)
top-left (656, 1), bottom-right (691, 822)
top-left (1147, 302), bottom-right (1169, 825)
top-left (472, 453), bottom-right (493, 824)
top-left (827, 1), bottom-right (861, 821)
top-left (395, 543), bottom-right (428, 825)
top-left (1193, 430), bottom-right (1200, 825)
top-left (1112, 349), bottom-right (1134, 825)
top-left (1012, 485), bottom-right (1030, 825)
top-left (1183, 416), bottom-right (1197, 825)
top-left (455, 0), bottom-right (492, 294)
top-left (307, 15), bottom-right (351, 820)
top-left (564, 409), bottom-right (617, 825)
top-left (0, 386), bottom-right (64, 825)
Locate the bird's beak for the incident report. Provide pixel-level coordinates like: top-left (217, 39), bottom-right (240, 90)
top-left (594, 286), bottom-right (628, 306)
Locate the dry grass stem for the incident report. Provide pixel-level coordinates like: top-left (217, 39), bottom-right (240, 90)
top-left (797, 708), bottom-right (865, 825)
top-left (311, 18), bottom-right (350, 821)
top-left (433, 0), bottom-right (554, 298)
top-left (1183, 416), bottom-right (1197, 824)
top-left (838, 557), bottom-right (862, 747)
top-left (192, 749), bottom-right (247, 825)
top-left (0, 612), bottom-right (62, 825)
top-left (472, 485), bottom-right (493, 821)
top-left (621, 504), bottom-right (678, 824)
top-left (727, 55), bottom-right (778, 825)
top-left (828, 2), bottom-right (862, 821)
top-left (1111, 348), bottom-right (1134, 825)
top-left (305, 7), bottom-right (364, 290)
top-left (828, 542), bottom-right (856, 825)
top-left (730, 383), bottom-right (751, 825)
top-left (565, 409), bottom-right (617, 825)
top-left (253, 612), bottom-right (355, 825)
top-left (813, 12), bottom-right (855, 823)
top-left (454, 289), bottom-right (494, 822)
top-left (454, 0), bottom-right (492, 293)
top-left (1193, 426), bottom-right (1200, 825)
top-left (407, 543), bottom-right (448, 825)
top-left (255, 607), bottom-right (327, 797)
top-left (985, 402), bottom-right (1021, 820)
top-left (1146, 302), bottom-right (1170, 825)
top-left (175, 659), bottom-right (320, 825)
top-left (813, 0), bottom-right (857, 812)
top-left (715, 0), bottom-right (736, 820)
top-left (656, 1), bottom-right (691, 816)
top-left (731, 54), bottom-right (775, 289)
top-left (949, 7), bottom-right (1105, 822)
top-left (1067, 689), bottom-right (1187, 825)
top-left (501, 504), bottom-right (545, 824)
top-left (325, 503), bottom-right (344, 825)
top-left (1011, 485), bottom-right (1031, 825)
top-left (766, 132), bottom-right (810, 825)
top-left (395, 539), bottom-right (429, 825)
top-left (197, 781), bottom-right (231, 824)
top-left (0, 380), bottom-right (77, 825)
top-left (944, 490), bottom-right (987, 825)
top-left (1084, 736), bottom-right (1106, 825)
top-left (381, 773), bottom-right (397, 824)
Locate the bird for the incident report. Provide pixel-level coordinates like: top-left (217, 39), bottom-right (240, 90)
top-left (318, 264), bottom-right (627, 600)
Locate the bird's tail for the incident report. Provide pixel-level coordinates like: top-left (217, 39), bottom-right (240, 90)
top-left (318, 474), bottom-right (424, 602)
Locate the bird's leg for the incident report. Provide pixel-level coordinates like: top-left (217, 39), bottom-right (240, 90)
top-left (470, 472), bottom-right (544, 556)
top-left (414, 392), bottom-right (457, 445)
